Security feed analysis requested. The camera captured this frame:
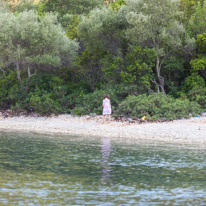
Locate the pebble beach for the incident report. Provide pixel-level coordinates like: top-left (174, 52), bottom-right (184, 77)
top-left (0, 113), bottom-right (206, 146)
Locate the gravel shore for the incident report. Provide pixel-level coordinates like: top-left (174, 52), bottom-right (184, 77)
top-left (0, 114), bottom-right (206, 146)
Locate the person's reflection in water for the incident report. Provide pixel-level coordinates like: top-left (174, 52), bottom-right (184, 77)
top-left (101, 136), bottom-right (112, 184)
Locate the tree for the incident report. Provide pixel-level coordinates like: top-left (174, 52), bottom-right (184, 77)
top-left (0, 0), bottom-right (10, 13)
top-left (179, 0), bottom-right (200, 23)
top-left (120, 46), bottom-right (155, 91)
top-left (2, 0), bottom-right (40, 12)
top-left (41, 0), bottom-right (104, 16)
top-left (78, 6), bottom-right (128, 55)
top-left (65, 14), bottom-right (80, 40)
top-left (13, 0), bottom-right (39, 13)
top-left (190, 33), bottom-right (206, 80)
top-left (77, 6), bottom-right (128, 89)
top-left (187, 1), bottom-right (206, 36)
top-left (161, 55), bottom-right (186, 94)
top-left (0, 10), bottom-right (79, 87)
top-left (74, 49), bottom-right (106, 91)
top-left (122, 0), bottom-right (188, 94)
top-left (109, 0), bottom-right (126, 10)
top-left (101, 46), bottom-right (155, 92)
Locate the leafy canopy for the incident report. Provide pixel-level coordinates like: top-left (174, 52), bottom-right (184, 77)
top-left (0, 10), bottom-right (79, 84)
top-left (41, 0), bottom-right (104, 16)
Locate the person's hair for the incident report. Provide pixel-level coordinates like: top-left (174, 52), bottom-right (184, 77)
top-left (103, 94), bottom-right (110, 99)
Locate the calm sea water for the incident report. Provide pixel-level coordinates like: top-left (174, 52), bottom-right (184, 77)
top-left (0, 132), bottom-right (206, 205)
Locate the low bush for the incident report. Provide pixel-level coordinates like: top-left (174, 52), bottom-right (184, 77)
top-left (0, 71), bottom-right (18, 108)
top-left (71, 89), bottom-right (111, 115)
top-left (0, 71), bottom-right (203, 119)
top-left (187, 87), bottom-right (206, 110)
top-left (117, 93), bottom-right (202, 120)
top-left (178, 73), bottom-right (206, 111)
top-left (29, 92), bottom-right (61, 115)
top-left (71, 106), bottom-right (87, 116)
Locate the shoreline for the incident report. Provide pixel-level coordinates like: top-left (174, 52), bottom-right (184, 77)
top-left (0, 114), bottom-right (206, 147)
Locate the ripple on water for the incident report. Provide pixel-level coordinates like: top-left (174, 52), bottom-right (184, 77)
top-left (0, 132), bottom-right (206, 205)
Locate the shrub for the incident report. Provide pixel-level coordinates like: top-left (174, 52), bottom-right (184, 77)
top-left (178, 73), bottom-right (206, 110)
top-left (187, 87), bottom-right (206, 110)
top-left (71, 88), bottom-right (119, 115)
top-left (74, 90), bottom-right (107, 115)
top-left (180, 73), bottom-right (205, 94)
top-left (0, 71), bottom-right (18, 108)
top-left (118, 93), bottom-right (201, 120)
top-left (71, 107), bottom-right (87, 116)
top-left (29, 91), bottom-right (61, 115)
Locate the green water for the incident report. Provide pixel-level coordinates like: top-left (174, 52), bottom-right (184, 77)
top-left (0, 132), bottom-right (206, 205)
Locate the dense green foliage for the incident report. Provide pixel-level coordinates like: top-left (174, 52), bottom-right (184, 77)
top-left (0, 0), bottom-right (206, 119)
top-left (41, 0), bottom-right (104, 16)
top-left (118, 94), bottom-right (201, 120)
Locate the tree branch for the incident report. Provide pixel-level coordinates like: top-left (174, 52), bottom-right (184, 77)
top-left (159, 50), bottom-right (173, 68)
top-left (27, 65), bottom-right (36, 79)
top-left (0, 67), bottom-right (5, 75)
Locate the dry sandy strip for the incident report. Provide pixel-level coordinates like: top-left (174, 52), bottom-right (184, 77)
top-left (0, 114), bottom-right (206, 146)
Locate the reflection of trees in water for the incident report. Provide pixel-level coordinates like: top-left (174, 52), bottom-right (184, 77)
top-left (101, 137), bottom-right (112, 184)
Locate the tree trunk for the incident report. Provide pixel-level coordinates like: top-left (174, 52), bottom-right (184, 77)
top-left (16, 62), bottom-right (23, 87)
top-left (201, 0), bottom-right (204, 8)
top-left (27, 64), bottom-right (36, 79)
top-left (28, 65), bottom-right (31, 78)
top-left (155, 58), bottom-right (166, 95)
top-left (201, 70), bottom-right (206, 81)
top-left (0, 67), bottom-right (5, 74)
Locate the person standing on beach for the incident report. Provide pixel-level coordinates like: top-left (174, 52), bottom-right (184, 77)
top-left (102, 94), bottom-right (112, 123)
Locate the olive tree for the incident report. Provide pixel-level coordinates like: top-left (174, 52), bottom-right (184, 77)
top-left (76, 7), bottom-right (128, 90)
top-left (78, 6), bottom-right (128, 54)
top-left (0, 10), bottom-right (79, 86)
top-left (122, 0), bottom-right (188, 94)
top-left (13, 0), bottom-right (39, 13)
top-left (41, 0), bottom-right (105, 16)
top-left (0, 0), bottom-right (9, 12)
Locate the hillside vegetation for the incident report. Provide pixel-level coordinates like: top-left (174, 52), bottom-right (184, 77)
top-left (0, 0), bottom-right (206, 120)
